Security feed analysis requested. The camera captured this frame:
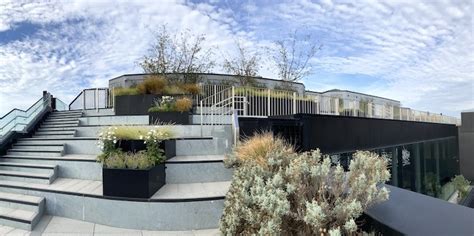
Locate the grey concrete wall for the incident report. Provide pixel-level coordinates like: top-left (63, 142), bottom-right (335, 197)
top-left (108, 73), bottom-right (307, 94)
top-left (459, 111), bottom-right (474, 182)
top-left (0, 187), bottom-right (224, 231)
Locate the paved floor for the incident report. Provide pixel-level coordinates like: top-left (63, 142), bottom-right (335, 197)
top-left (0, 216), bottom-right (219, 235)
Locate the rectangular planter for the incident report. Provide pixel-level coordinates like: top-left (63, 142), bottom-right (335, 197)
top-left (103, 164), bottom-right (165, 198)
top-left (115, 94), bottom-right (158, 115)
top-left (149, 111), bottom-right (190, 125)
top-left (116, 139), bottom-right (176, 160)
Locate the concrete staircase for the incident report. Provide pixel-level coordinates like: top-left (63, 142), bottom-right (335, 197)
top-left (0, 191), bottom-right (45, 230)
top-left (0, 110), bottom-right (82, 230)
top-left (1, 111), bottom-right (81, 185)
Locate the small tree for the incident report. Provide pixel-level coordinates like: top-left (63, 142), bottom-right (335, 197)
top-left (221, 133), bottom-right (390, 235)
top-left (222, 42), bottom-right (261, 86)
top-left (140, 25), bottom-right (215, 84)
top-left (271, 31), bottom-right (321, 85)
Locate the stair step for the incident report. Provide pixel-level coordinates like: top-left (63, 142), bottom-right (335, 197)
top-left (37, 127), bottom-right (76, 132)
top-left (0, 154), bottom-right (96, 162)
top-left (0, 162), bottom-right (56, 169)
top-left (45, 117), bottom-right (79, 122)
top-left (0, 206), bottom-right (41, 230)
top-left (12, 144), bottom-right (64, 152)
top-left (167, 155), bottom-right (225, 163)
top-left (0, 170), bottom-right (54, 184)
top-left (0, 191), bottom-right (44, 212)
top-left (165, 155), bottom-right (232, 184)
top-left (7, 150), bottom-right (63, 157)
top-left (50, 111), bottom-right (82, 115)
top-left (35, 130), bottom-right (75, 135)
top-left (48, 114), bottom-right (82, 119)
top-left (42, 120), bottom-right (79, 125)
top-left (33, 134), bottom-right (75, 138)
top-left (41, 124), bottom-right (79, 128)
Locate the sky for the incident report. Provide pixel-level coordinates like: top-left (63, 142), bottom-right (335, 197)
top-left (0, 0), bottom-right (472, 117)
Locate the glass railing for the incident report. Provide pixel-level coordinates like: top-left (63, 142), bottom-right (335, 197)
top-left (328, 136), bottom-right (459, 201)
top-left (69, 88), bottom-right (113, 110)
top-left (55, 98), bottom-right (68, 111)
top-left (0, 94), bottom-right (51, 138)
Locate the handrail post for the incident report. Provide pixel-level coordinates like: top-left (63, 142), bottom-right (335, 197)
top-left (267, 89), bottom-right (271, 116)
top-left (200, 100), bottom-right (203, 137)
top-left (232, 86), bottom-right (235, 113)
top-left (82, 90), bottom-right (86, 110)
top-left (293, 92), bottom-right (297, 114)
top-left (96, 88), bottom-right (99, 112)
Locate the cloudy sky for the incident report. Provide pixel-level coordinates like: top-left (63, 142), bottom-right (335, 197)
top-left (0, 0), bottom-right (472, 117)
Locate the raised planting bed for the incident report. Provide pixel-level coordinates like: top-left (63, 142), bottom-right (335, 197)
top-left (116, 139), bottom-right (176, 160)
top-left (149, 111), bottom-right (190, 125)
top-left (114, 94), bottom-right (158, 115)
top-left (103, 164), bottom-right (165, 198)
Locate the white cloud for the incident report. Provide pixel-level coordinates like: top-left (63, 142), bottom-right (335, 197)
top-left (0, 0), bottom-right (472, 118)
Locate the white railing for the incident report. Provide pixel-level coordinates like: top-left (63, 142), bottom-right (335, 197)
top-left (199, 85), bottom-right (460, 126)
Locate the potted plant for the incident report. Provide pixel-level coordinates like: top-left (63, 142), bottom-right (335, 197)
top-left (114, 75), bottom-right (200, 115)
top-left (97, 126), bottom-right (174, 198)
top-left (148, 96), bottom-right (192, 125)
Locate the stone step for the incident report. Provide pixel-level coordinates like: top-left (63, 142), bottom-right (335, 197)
top-left (42, 120), bottom-right (79, 125)
top-left (0, 154), bottom-right (96, 162)
top-left (0, 191), bottom-right (45, 212)
top-left (37, 127), bottom-right (77, 132)
top-left (41, 124), bottom-right (79, 128)
top-left (175, 138), bottom-right (231, 156)
top-left (0, 162), bottom-right (57, 175)
top-left (45, 117), bottom-right (79, 122)
top-left (47, 114), bottom-right (82, 119)
top-left (152, 181), bottom-right (231, 200)
top-left (0, 205), bottom-right (43, 231)
top-left (50, 110), bottom-right (82, 115)
top-left (33, 134), bottom-right (75, 139)
top-left (0, 170), bottom-right (55, 184)
top-left (7, 149), bottom-right (63, 157)
top-left (34, 130), bottom-right (76, 136)
top-left (12, 144), bottom-right (65, 152)
top-left (165, 155), bottom-right (232, 184)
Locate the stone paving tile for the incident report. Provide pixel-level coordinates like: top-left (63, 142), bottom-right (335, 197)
top-left (0, 226), bottom-right (16, 235)
top-left (94, 224), bottom-right (143, 235)
top-left (42, 217), bottom-right (95, 234)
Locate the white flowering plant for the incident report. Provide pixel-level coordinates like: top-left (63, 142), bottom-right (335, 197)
top-left (220, 133), bottom-right (390, 235)
top-left (96, 125), bottom-right (173, 168)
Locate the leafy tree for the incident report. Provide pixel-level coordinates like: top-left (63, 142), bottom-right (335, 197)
top-left (140, 25), bottom-right (215, 84)
top-left (222, 42), bottom-right (261, 86)
top-left (271, 31), bottom-right (322, 84)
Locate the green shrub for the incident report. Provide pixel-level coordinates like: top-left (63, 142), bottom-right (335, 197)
top-left (114, 87), bottom-right (139, 96)
top-left (148, 96), bottom-right (192, 113)
top-left (220, 133), bottom-right (390, 235)
top-left (96, 126), bottom-right (173, 169)
top-left (104, 152), bottom-right (126, 169)
top-left (452, 175), bottom-right (471, 201)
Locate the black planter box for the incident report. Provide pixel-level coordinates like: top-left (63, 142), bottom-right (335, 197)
top-left (115, 94), bottom-right (158, 115)
top-left (116, 139), bottom-right (176, 160)
top-left (103, 164), bottom-right (165, 198)
top-left (149, 111), bottom-right (190, 125)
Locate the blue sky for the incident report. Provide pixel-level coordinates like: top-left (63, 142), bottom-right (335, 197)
top-left (0, 0), bottom-right (472, 117)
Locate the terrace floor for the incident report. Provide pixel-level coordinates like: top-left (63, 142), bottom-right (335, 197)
top-left (0, 215), bottom-right (219, 235)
